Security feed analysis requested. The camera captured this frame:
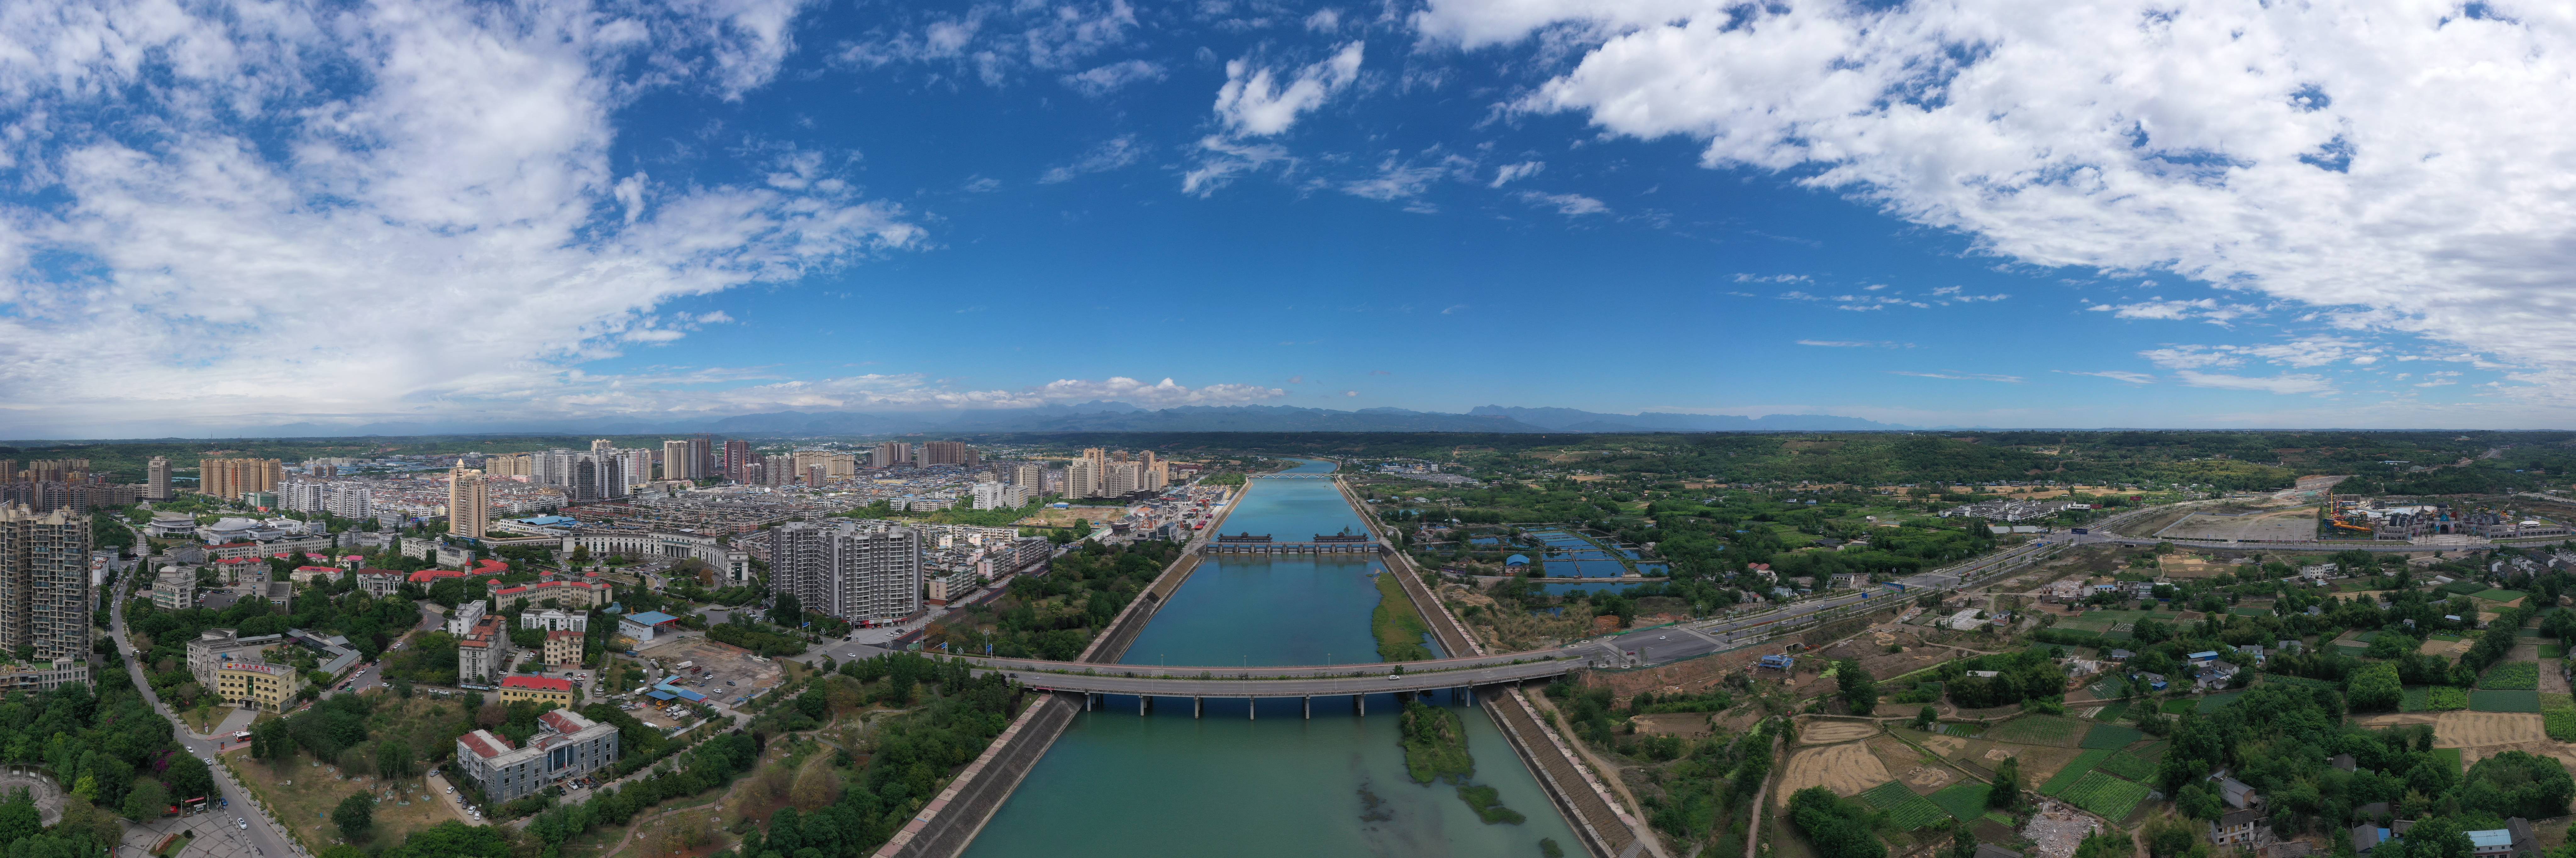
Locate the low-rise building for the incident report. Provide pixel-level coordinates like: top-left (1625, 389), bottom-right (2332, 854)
top-left (353, 568), bottom-right (405, 597)
top-left (2210, 808), bottom-right (2262, 846)
top-left (520, 608), bottom-right (588, 633)
top-left (487, 571), bottom-right (612, 610)
top-left (458, 614), bottom-right (510, 686)
top-left (453, 708), bottom-right (619, 804)
top-left (618, 611), bottom-right (680, 642)
top-left (151, 567), bottom-right (198, 611)
top-left (446, 600), bottom-right (487, 636)
top-left (543, 630), bottom-right (584, 666)
top-left (186, 629), bottom-right (286, 685)
top-left (0, 659), bottom-right (91, 691)
top-left (497, 674), bottom-right (576, 707)
top-left (214, 661), bottom-right (301, 712)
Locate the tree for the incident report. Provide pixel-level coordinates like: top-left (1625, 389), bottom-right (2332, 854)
top-left (334, 793), bottom-right (375, 842)
top-left (1837, 659), bottom-right (1879, 716)
top-left (120, 778), bottom-right (169, 821)
top-left (1915, 706), bottom-right (1940, 729)
top-left (770, 592), bottom-right (804, 628)
top-left (2348, 662), bottom-right (2404, 712)
top-left (0, 789), bottom-right (37, 845)
top-left (164, 754), bottom-right (215, 804)
top-left (2461, 750), bottom-right (2576, 820)
top-left (1950, 826), bottom-right (1979, 858)
top-left (377, 740), bottom-right (415, 779)
top-left (1990, 755), bottom-right (2022, 810)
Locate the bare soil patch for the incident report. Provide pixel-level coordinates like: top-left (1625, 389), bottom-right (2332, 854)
top-left (1921, 734), bottom-right (1967, 755)
top-left (1633, 713), bottom-right (1714, 739)
top-left (1778, 743), bottom-right (1891, 798)
top-left (2355, 711), bottom-right (2546, 746)
top-left (1802, 719), bottom-right (1880, 744)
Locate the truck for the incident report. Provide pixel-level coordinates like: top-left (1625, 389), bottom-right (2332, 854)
top-left (2071, 528), bottom-right (2090, 535)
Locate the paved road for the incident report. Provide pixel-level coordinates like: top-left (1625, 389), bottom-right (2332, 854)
top-left (108, 564), bottom-right (306, 858)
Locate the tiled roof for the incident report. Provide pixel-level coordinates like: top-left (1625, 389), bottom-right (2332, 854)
top-left (459, 730), bottom-right (513, 758)
top-left (502, 675), bottom-right (574, 692)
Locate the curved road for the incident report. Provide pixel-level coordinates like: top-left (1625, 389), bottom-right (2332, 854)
top-left (107, 554), bottom-right (307, 858)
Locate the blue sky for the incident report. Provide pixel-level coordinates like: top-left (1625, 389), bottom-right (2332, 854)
top-left (2, 0), bottom-right (2570, 436)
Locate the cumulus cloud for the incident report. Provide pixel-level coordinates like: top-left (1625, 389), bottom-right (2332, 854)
top-left (838, 0), bottom-right (1140, 85)
top-left (1419, 0), bottom-right (2576, 401)
top-left (0, 0), bottom-right (917, 436)
top-left (1213, 41), bottom-right (1365, 136)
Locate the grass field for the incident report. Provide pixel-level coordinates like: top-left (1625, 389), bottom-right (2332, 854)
top-left (2475, 589), bottom-right (2527, 602)
top-left (2229, 607), bottom-right (2271, 617)
top-left (2081, 724), bottom-right (2145, 750)
top-left (2542, 645), bottom-right (2566, 658)
top-left (2440, 580), bottom-right (2489, 596)
top-left (2093, 701), bottom-right (2131, 722)
top-left (2470, 690), bottom-right (2544, 713)
top-left (1989, 715), bottom-right (2085, 745)
top-left (2039, 749), bottom-right (2113, 797)
top-left (2061, 771), bottom-right (2151, 819)
top-left (1861, 780), bottom-right (1950, 830)
top-left (2197, 691), bottom-right (2246, 713)
top-left (2161, 699), bottom-right (2198, 715)
top-left (2098, 751), bottom-right (2157, 781)
top-left (2483, 662), bottom-right (2541, 690)
top-left (2432, 747), bottom-right (2463, 774)
top-left (1929, 783), bottom-right (1993, 821)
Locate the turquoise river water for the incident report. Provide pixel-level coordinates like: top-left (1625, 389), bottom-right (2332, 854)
top-left (960, 458), bottom-right (1580, 857)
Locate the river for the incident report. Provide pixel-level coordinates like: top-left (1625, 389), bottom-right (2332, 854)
top-left (959, 458), bottom-right (1582, 857)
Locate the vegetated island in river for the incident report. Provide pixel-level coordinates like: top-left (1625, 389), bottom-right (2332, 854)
top-left (1399, 701), bottom-right (1527, 825)
top-left (1372, 569), bottom-right (1436, 662)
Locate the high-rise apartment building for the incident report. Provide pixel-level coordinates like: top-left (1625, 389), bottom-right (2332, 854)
top-left (1011, 462), bottom-right (1045, 492)
top-left (689, 437), bottom-right (715, 481)
top-left (568, 453), bottom-right (629, 503)
top-left (447, 465), bottom-right (490, 538)
top-left (147, 456), bottom-right (171, 501)
top-left (198, 458), bottom-right (283, 500)
top-left (769, 520), bottom-right (920, 622)
top-left (327, 484), bottom-right (372, 519)
top-left (923, 441), bottom-right (977, 467)
top-left (872, 442), bottom-right (911, 470)
top-left (1062, 460), bottom-right (1098, 498)
top-left (660, 440), bottom-right (694, 482)
top-left (0, 505), bottom-right (91, 661)
top-left (591, 438), bottom-right (615, 454)
top-left (722, 440), bottom-right (752, 482)
top-left (280, 480), bottom-right (329, 513)
top-left (483, 454), bottom-right (533, 477)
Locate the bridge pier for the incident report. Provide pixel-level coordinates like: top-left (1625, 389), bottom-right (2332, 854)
top-left (1194, 697), bottom-right (1202, 719)
top-left (1303, 696), bottom-right (1310, 719)
top-left (1140, 695), bottom-right (1149, 717)
top-left (1248, 698), bottom-right (1255, 720)
top-left (1356, 694), bottom-right (1365, 717)
top-left (1085, 692), bottom-right (1094, 712)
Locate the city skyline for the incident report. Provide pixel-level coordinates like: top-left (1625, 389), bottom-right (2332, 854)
top-left (2, 1), bottom-right (2572, 438)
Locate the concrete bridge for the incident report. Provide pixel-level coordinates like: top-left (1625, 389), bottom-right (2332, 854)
top-left (1246, 473), bottom-right (1335, 479)
top-left (1198, 533), bottom-right (1385, 555)
top-left (979, 655), bottom-right (1593, 717)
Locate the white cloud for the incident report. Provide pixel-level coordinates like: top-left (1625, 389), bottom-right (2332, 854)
top-left (1734, 273), bottom-right (1810, 283)
top-left (2175, 371), bottom-right (2336, 395)
top-left (1061, 59), bottom-right (1166, 97)
top-left (1516, 191), bottom-right (1608, 215)
top-left (2086, 298), bottom-right (2260, 325)
top-left (2057, 370), bottom-right (2156, 384)
top-left (1180, 135), bottom-right (1293, 196)
top-left (1342, 154), bottom-right (1467, 201)
top-left (838, 0), bottom-right (1139, 84)
top-left (692, 373), bottom-right (1286, 413)
top-left (1213, 42), bottom-right (1364, 136)
top-left (1490, 160), bottom-right (1545, 187)
top-left (0, 0), bottom-right (916, 435)
top-left (2141, 337), bottom-right (2370, 370)
top-left (1041, 134), bottom-right (1148, 184)
top-left (1423, 0), bottom-right (2576, 401)
top-left (1892, 371), bottom-right (2023, 383)
top-left (1306, 9), bottom-right (1343, 32)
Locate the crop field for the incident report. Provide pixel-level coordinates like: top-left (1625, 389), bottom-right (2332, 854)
top-left (2197, 691), bottom-right (2246, 713)
top-left (2038, 749), bottom-right (2113, 797)
top-left (1861, 780), bottom-right (1951, 830)
top-left (1929, 783), bottom-right (1992, 821)
top-left (2161, 699), bottom-right (2198, 715)
top-left (2093, 701), bottom-right (2131, 722)
top-left (1989, 715), bottom-right (2085, 745)
top-left (2481, 662), bottom-right (2540, 690)
top-left (2547, 707), bottom-right (2576, 742)
top-left (2098, 751), bottom-right (2157, 781)
top-left (2433, 747), bottom-right (2463, 774)
top-left (2542, 645), bottom-right (2566, 658)
top-left (2475, 589), bottom-right (2527, 603)
top-left (2061, 772), bottom-right (2151, 820)
top-left (2471, 690), bottom-right (2544, 713)
top-left (2440, 580), bottom-right (2489, 596)
top-left (1780, 743), bottom-right (1892, 797)
top-left (2080, 724), bottom-right (2145, 750)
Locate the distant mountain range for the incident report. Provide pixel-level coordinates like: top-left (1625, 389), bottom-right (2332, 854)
top-left (218, 403), bottom-right (1913, 438)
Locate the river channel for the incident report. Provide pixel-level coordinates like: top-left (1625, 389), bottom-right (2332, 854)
top-left (959, 458), bottom-right (1581, 857)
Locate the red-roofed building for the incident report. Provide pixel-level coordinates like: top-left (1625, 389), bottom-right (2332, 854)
top-left (290, 565), bottom-right (340, 585)
top-left (488, 570), bottom-right (610, 610)
top-left (458, 730), bottom-right (513, 760)
top-left (353, 568), bottom-right (404, 597)
top-left (542, 629), bottom-right (584, 666)
top-left (498, 674), bottom-right (575, 707)
top-left (457, 614), bottom-right (509, 686)
top-left (452, 708), bottom-right (617, 803)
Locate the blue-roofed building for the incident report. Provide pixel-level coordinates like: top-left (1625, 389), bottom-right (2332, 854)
top-left (646, 689), bottom-right (677, 701)
top-left (1504, 554), bottom-right (1530, 567)
top-left (655, 683), bottom-right (708, 702)
top-left (619, 610), bottom-right (682, 642)
top-left (2188, 650), bottom-right (2220, 663)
